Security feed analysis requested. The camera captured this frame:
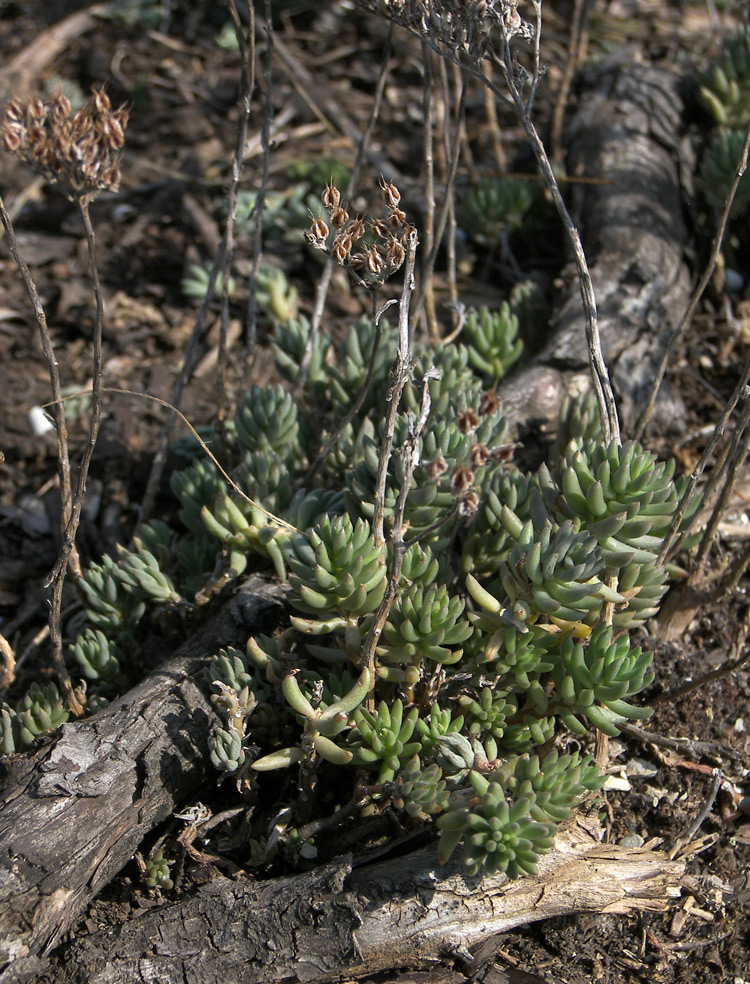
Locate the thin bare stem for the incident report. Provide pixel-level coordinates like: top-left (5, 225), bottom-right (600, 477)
top-left (421, 41), bottom-right (438, 340)
top-left (355, 0), bottom-right (620, 445)
top-left (657, 350), bottom-right (750, 565)
top-left (495, 55), bottom-right (620, 445)
top-left (635, 118), bottom-right (750, 441)
top-left (0, 195), bottom-right (79, 578)
top-left (363, 355), bottom-right (430, 696)
top-left (46, 198), bottom-right (106, 715)
top-left (372, 229), bottom-right (419, 546)
top-left (216, 0), bottom-right (256, 405)
top-left (412, 78), bottom-right (466, 331)
top-left (692, 393), bottom-right (750, 580)
top-left (243, 0), bottom-right (270, 385)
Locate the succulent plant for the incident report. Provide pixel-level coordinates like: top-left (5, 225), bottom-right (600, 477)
top-left (78, 553), bottom-right (146, 633)
top-left (272, 315), bottom-right (331, 392)
top-left (415, 702), bottom-right (465, 757)
top-left (493, 750), bottom-right (604, 823)
top-left (698, 28), bottom-right (750, 129)
top-left (328, 316), bottom-right (398, 415)
top-left (255, 265), bottom-right (299, 324)
top-left (509, 277), bottom-right (549, 343)
top-left (403, 343), bottom-right (482, 417)
top-left (458, 686), bottom-right (517, 741)
top-left (116, 540), bottom-right (183, 607)
top-left (556, 390), bottom-right (604, 452)
top-left (252, 667), bottom-right (371, 770)
top-left (209, 726), bottom-right (247, 773)
top-left (181, 262), bottom-right (237, 302)
top-left (460, 177), bottom-right (537, 247)
top-left (550, 623), bottom-right (654, 737)
top-left (350, 699), bottom-right (422, 782)
top-left (461, 468), bottom-right (536, 575)
top-left (392, 755), bottom-right (450, 818)
top-left (462, 304), bottom-right (523, 382)
top-left (288, 514), bottom-right (387, 627)
top-left (377, 582), bottom-right (473, 672)
top-left (170, 457), bottom-right (222, 538)
top-left (70, 628), bottom-right (123, 689)
top-left (5, 682), bottom-right (70, 751)
top-left (143, 848), bottom-right (174, 890)
top-left (539, 440), bottom-right (681, 568)
top-left (467, 517), bottom-right (623, 635)
top-left (437, 770), bottom-right (555, 877)
top-left (235, 384), bottom-right (300, 457)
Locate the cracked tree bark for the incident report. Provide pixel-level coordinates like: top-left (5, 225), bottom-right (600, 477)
top-left (0, 53), bottom-right (695, 984)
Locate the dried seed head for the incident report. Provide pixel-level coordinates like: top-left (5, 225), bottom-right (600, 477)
top-left (329, 205), bottom-right (349, 228)
top-left (332, 232), bottom-right (353, 264)
top-left (459, 489), bottom-right (481, 517)
top-left (450, 465), bottom-right (475, 496)
top-left (425, 454), bottom-right (449, 479)
top-left (92, 86), bottom-right (111, 114)
top-left (469, 443), bottom-right (489, 468)
top-left (370, 217), bottom-right (390, 239)
top-left (5, 98), bottom-right (24, 122)
top-left (387, 206), bottom-right (406, 229)
top-left (384, 237), bottom-right (405, 270)
top-left (50, 91), bottom-right (72, 121)
top-left (28, 97), bottom-right (45, 120)
top-left (457, 408), bottom-right (481, 434)
top-left (364, 244), bottom-right (385, 276)
top-left (479, 389), bottom-right (501, 416)
top-left (379, 176), bottom-right (401, 208)
top-left (348, 215), bottom-right (366, 241)
top-left (322, 181), bottom-right (341, 210)
top-left (309, 216), bottom-right (329, 242)
top-left (1, 126), bottom-right (21, 152)
top-left (0, 85), bottom-right (128, 201)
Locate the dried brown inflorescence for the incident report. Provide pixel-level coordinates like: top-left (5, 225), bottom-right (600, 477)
top-left (306, 176), bottom-right (413, 290)
top-left (358, 0), bottom-right (533, 60)
top-left (0, 87), bottom-right (129, 201)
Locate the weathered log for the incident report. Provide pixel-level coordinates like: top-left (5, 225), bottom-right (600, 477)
top-left (0, 577), bottom-right (286, 984)
top-left (499, 56), bottom-right (692, 439)
top-left (46, 816), bottom-right (683, 984)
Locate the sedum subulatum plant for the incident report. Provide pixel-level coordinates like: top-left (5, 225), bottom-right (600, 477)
top-left (0, 134), bottom-right (695, 880)
top-left (5, 170), bottom-right (696, 882)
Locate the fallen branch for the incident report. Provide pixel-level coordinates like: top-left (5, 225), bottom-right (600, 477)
top-left (48, 816), bottom-right (683, 984)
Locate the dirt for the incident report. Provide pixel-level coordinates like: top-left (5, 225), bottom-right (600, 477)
top-left (0, 1), bottom-right (749, 982)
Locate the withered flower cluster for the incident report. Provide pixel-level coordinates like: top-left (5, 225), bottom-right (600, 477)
top-left (306, 176), bottom-right (412, 289)
top-left (358, 0), bottom-right (533, 60)
top-left (0, 87), bottom-right (128, 201)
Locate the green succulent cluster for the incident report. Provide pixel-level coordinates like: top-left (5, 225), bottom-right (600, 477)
top-left (698, 29), bottom-right (750, 214)
top-left (143, 849), bottom-right (174, 890)
top-left (70, 628), bottom-right (124, 693)
top-left (462, 304), bottom-right (523, 382)
top-left (699, 28), bottom-right (750, 129)
top-left (1, 682), bottom-right (69, 754)
top-left (460, 177), bottom-right (538, 247)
